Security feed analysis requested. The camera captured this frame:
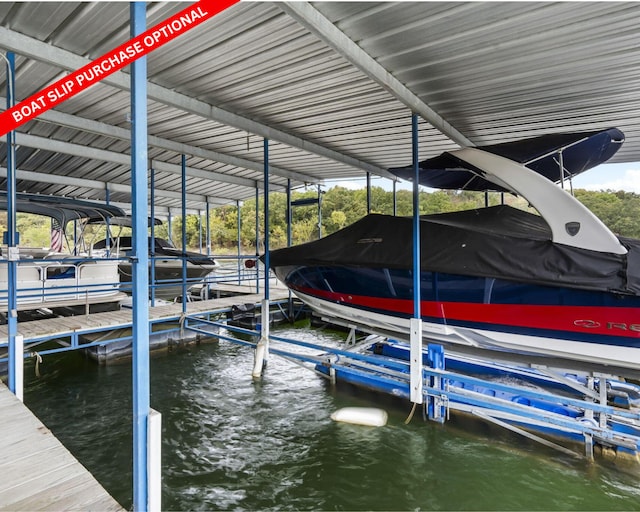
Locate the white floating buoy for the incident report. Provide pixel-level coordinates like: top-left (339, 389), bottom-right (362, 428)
top-left (330, 407), bottom-right (388, 427)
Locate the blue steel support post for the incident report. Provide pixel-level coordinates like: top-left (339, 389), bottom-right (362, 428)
top-left (236, 201), bottom-right (241, 284)
top-left (198, 210), bottom-right (202, 253)
top-left (206, 201), bottom-right (211, 256)
top-left (150, 167), bottom-right (156, 305)
top-left (412, 114), bottom-right (420, 317)
top-left (252, 138), bottom-right (270, 378)
top-left (409, 113), bottom-right (423, 405)
top-left (263, 138), bottom-right (270, 302)
top-left (286, 179), bottom-right (292, 247)
top-left (317, 185), bottom-right (322, 239)
top-left (5, 52), bottom-right (18, 396)
top-left (286, 180), bottom-right (293, 318)
top-left (105, 188), bottom-right (111, 254)
top-left (205, 200), bottom-right (212, 297)
top-left (366, 172), bottom-right (371, 214)
top-left (130, 3), bottom-right (151, 510)
top-left (255, 186), bottom-right (260, 293)
top-left (181, 155), bottom-right (187, 313)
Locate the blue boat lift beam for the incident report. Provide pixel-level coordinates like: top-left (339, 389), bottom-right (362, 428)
top-left (180, 311), bottom-right (640, 464)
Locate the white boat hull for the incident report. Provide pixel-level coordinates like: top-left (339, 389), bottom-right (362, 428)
top-left (0, 258), bottom-right (123, 311)
top-left (294, 290), bottom-right (640, 372)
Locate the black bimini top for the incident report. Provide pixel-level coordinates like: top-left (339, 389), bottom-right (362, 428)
top-left (389, 128), bottom-right (625, 191)
top-left (0, 192), bottom-right (125, 225)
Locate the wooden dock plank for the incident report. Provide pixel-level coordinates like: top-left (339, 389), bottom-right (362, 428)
top-left (0, 383), bottom-right (123, 511)
top-left (0, 289), bottom-right (292, 344)
top-left (0, 288), bottom-right (294, 510)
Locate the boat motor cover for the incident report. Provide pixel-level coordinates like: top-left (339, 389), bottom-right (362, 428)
top-left (268, 205), bottom-right (640, 295)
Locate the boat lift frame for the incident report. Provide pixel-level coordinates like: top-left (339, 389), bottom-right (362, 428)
top-left (181, 313), bottom-right (640, 464)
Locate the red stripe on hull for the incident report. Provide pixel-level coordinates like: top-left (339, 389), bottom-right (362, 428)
top-left (293, 286), bottom-right (640, 339)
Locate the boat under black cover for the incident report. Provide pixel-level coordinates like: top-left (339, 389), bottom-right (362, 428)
top-left (268, 129), bottom-right (640, 370)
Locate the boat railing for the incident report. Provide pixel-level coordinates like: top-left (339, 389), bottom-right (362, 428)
top-left (178, 255), bottom-right (274, 301)
top-left (0, 256), bottom-right (121, 306)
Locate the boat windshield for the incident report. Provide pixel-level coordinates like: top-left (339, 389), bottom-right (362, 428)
top-left (93, 236), bottom-right (177, 251)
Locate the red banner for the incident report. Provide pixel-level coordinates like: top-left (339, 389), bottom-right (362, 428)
top-left (0, 0), bottom-right (239, 137)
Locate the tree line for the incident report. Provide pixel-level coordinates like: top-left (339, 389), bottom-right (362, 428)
top-left (3, 187), bottom-right (640, 253)
top-left (184, 187), bottom-right (640, 253)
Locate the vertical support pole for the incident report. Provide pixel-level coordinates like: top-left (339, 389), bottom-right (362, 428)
top-left (181, 154), bottom-right (187, 313)
top-left (410, 112), bottom-right (423, 405)
top-left (75, 220), bottom-right (81, 254)
top-left (105, 187), bottom-right (111, 254)
top-left (366, 172), bottom-right (371, 214)
top-left (253, 138), bottom-right (269, 378)
top-left (206, 200), bottom-right (211, 257)
top-left (167, 212), bottom-right (173, 244)
top-left (254, 186), bottom-right (260, 294)
top-left (392, 180), bottom-right (397, 216)
top-left (147, 409), bottom-right (162, 512)
top-left (427, 344), bottom-right (445, 422)
top-left (262, 138), bottom-right (270, 302)
top-left (130, 3), bottom-right (152, 510)
top-left (236, 200), bottom-right (241, 284)
top-left (286, 179), bottom-right (292, 247)
top-left (317, 184), bottom-right (322, 239)
top-left (205, 199), bottom-right (212, 298)
top-left (596, 372), bottom-right (608, 429)
top-left (150, 167), bottom-right (156, 306)
top-left (286, 179), bottom-right (293, 318)
top-left (5, 51), bottom-right (19, 397)
top-left (14, 335), bottom-right (23, 402)
top-left (197, 209), bottom-right (202, 253)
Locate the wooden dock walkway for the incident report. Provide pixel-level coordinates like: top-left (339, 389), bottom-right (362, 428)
top-left (0, 382), bottom-right (123, 511)
top-left (0, 287), bottom-right (292, 510)
top-left (0, 288), bottom-right (291, 343)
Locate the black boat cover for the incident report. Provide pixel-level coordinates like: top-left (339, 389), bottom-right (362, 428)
top-left (268, 205), bottom-right (640, 295)
top-left (389, 128), bottom-right (625, 191)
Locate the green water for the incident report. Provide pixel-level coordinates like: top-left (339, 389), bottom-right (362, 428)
top-left (22, 325), bottom-right (640, 511)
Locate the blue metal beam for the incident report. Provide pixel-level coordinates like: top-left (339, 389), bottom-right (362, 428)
top-left (150, 167), bottom-right (156, 305)
top-left (255, 186), bottom-right (259, 294)
top-left (286, 179), bottom-right (292, 247)
top-left (130, 3), bottom-right (150, 510)
top-left (412, 113), bottom-right (420, 318)
top-left (236, 200), bottom-right (241, 284)
top-left (181, 154), bottom-right (187, 313)
top-left (263, 138), bottom-right (270, 301)
top-left (206, 200), bottom-right (211, 256)
top-left (5, 51), bottom-right (17, 395)
top-left (317, 185), bottom-right (322, 239)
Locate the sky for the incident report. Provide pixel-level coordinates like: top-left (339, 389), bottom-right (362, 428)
top-left (328, 162), bottom-right (640, 193)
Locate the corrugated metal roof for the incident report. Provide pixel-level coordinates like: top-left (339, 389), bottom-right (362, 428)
top-left (0, 1), bottom-right (639, 214)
